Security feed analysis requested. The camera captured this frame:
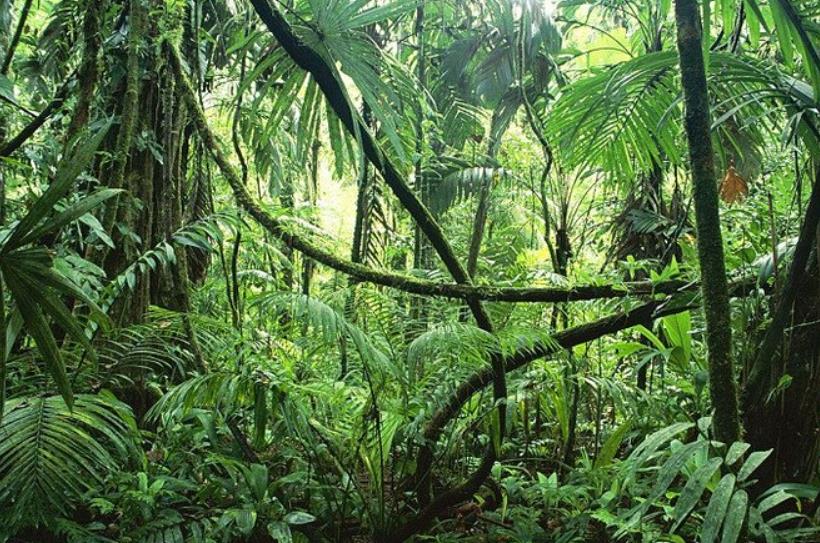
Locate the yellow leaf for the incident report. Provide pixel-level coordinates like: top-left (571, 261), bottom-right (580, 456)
top-left (719, 165), bottom-right (748, 204)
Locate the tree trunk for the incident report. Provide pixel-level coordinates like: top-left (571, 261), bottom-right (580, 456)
top-left (412, 3), bottom-right (431, 273)
top-left (351, 103), bottom-right (374, 268)
top-left (64, 0), bottom-right (105, 145)
top-left (744, 163), bottom-right (820, 488)
top-left (0, 0), bottom-right (34, 224)
top-left (466, 170), bottom-right (493, 278)
top-left (92, 0), bottom-right (145, 272)
top-left (674, 0), bottom-right (740, 444)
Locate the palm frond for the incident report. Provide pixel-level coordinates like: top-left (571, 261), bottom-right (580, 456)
top-left (241, 0), bottom-right (421, 171)
top-left (407, 323), bottom-right (499, 374)
top-left (547, 51), bottom-right (682, 180)
top-left (147, 370), bottom-right (262, 422)
top-left (250, 291), bottom-right (396, 380)
top-left (0, 393), bottom-right (137, 530)
top-left (428, 166), bottom-right (511, 216)
top-left (548, 50), bottom-right (818, 180)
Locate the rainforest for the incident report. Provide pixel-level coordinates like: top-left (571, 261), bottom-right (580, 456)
top-left (0, 0), bottom-right (818, 541)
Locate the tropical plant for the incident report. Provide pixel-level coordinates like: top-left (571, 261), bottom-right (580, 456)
top-left (0, 392), bottom-right (137, 534)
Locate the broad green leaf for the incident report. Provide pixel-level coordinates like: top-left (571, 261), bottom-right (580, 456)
top-left (284, 511), bottom-right (316, 525)
top-left (626, 441), bottom-right (704, 525)
top-left (756, 490), bottom-right (795, 514)
top-left (662, 311), bottom-right (691, 359)
top-left (626, 422), bottom-right (693, 485)
top-left (3, 248), bottom-right (107, 325)
top-left (635, 324), bottom-right (666, 351)
top-left (234, 509), bottom-right (257, 534)
top-left (490, 402), bottom-right (503, 457)
top-left (743, 0), bottom-right (768, 47)
top-left (226, 29), bottom-right (262, 55)
top-left (721, 490), bottom-right (748, 543)
top-left (760, 482), bottom-right (819, 501)
top-left (267, 521), bottom-right (292, 543)
top-left (724, 442), bottom-right (750, 466)
top-left (743, 0), bottom-right (771, 33)
top-left (738, 449), bottom-right (772, 481)
top-left (720, 0), bottom-right (734, 32)
top-left (4, 309), bottom-right (22, 360)
top-left (326, 107), bottom-right (349, 178)
top-left (701, 474), bottom-right (736, 543)
top-left (594, 421), bottom-right (632, 468)
top-left (672, 457), bottom-right (723, 532)
top-left (30, 282), bottom-right (97, 362)
top-left (245, 463), bottom-right (268, 502)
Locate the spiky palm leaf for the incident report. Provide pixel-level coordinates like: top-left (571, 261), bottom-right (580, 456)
top-left (0, 120), bottom-right (115, 416)
top-left (439, 0), bottom-right (560, 107)
top-left (237, 0), bottom-right (420, 174)
top-left (748, 0), bottom-right (820, 96)
top-left (0, 392), bottom-right (137, 531)
top-left (547, 50), bottom-right (818, 181)
top-left (435, 0), bottom-right (561, 151)
top-left (427, 164), bottom-right (512, 216)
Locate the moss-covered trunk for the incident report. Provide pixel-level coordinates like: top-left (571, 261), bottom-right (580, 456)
top-left (90, 0), bottom-right (205, 326)
top-left (674, 0), bottom-right (740, 444)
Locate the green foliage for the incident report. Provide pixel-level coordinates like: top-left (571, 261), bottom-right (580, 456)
top-left (602, 419), bottom-right (818, 542)
top-left (0, 392), bottom-right (137, 534)
top-left (548, 49), bottom-right (818, 181)
top-left (0, 120), bottom-right (116, 416)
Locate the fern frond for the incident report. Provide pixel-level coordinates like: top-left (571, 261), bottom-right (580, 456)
top-left (250, 291), bottom-right (396, 380)
top-left (100, 212), bottom-right (240, 313)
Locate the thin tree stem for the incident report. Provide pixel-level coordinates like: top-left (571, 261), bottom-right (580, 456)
top-left (674, 0), bottom-right (740, 444)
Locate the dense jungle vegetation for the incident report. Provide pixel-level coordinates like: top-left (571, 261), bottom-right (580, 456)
top-left (0, 0), bottom-right (819, 541)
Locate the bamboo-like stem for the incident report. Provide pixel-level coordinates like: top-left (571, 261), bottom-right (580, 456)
top-left (0, 0), bottom-right (34, 75)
